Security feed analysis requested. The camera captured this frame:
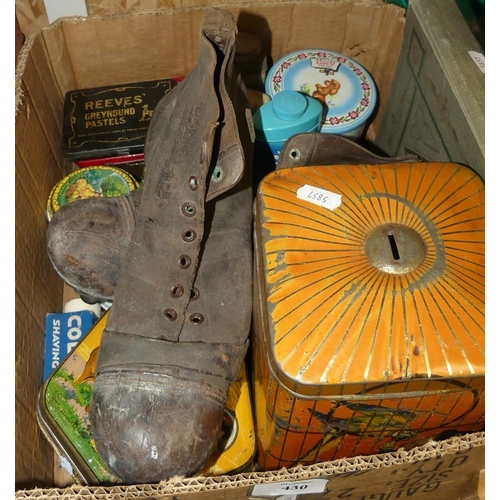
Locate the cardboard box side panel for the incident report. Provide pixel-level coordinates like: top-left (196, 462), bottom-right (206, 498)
top-left (50, 12), bottom-right (204, 91)
top-left (264, 3), bottom-right (351, 57)
top-left (15, 86), bottom-right (66, 202)
top-left (41, 22), bottom-right (83, 99)
top-left (341, 4), bottom-right (405, 142)
top-left (321, 444), bottom-right (484, 500)
top-left (84, 0), bottom-right (386, 16)
top-left (14, 435), bottom-right (484, 499)
top-left (15, 295), bottom-right (55, 488)
top-left (37, 2), bottom-right (404, 130)
top-left (24, 36), bottom-right (67, 160)
top-left (15, 92), bottom-right (64, 488)
top-left (374, 0), bottom-right (485, 178)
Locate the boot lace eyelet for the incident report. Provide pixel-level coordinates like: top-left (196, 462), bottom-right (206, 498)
top-left (189, 313), bottom-right (204, 325)
top-left (164, 308), bottom-right (178, 321)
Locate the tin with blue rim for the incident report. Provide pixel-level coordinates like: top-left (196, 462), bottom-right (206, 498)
top-left (265, 49), bottom-right (377, 139)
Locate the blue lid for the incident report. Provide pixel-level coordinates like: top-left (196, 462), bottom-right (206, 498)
top-left (272, 90), bottom-right (308, 120)
top-left (265, 49), bottom-right (377, 135)
top-left (253, 90), bottom-right (323, 143)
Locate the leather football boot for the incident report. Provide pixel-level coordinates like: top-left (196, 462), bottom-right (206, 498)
top-left (88, 8), bottom-right (254, 484)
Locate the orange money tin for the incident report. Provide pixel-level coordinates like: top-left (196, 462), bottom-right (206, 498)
top-left (252, 162), bottom-right (485, 471)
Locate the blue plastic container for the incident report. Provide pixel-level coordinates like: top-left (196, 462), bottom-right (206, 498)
top-left (265, 49), bottom-right (377, 139)
top-left (252, 90), bottom-right (323, 172)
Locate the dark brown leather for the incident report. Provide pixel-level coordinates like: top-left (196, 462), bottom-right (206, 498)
top-left (89, 8), bottom-right (254, 484)
top-left (276, 132), bottom-right (420, 170)
top-left (46, 190), bottom-right (141, 303)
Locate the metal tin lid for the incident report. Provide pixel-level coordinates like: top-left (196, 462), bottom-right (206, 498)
top-left (47, 166), bottom-right (140, 221)
top-left (265, 49), bottom-right (377, 135)
top-left (255, 163), bottom-right (485, 398)
top-left (62, 78), bottom-right (183, 161)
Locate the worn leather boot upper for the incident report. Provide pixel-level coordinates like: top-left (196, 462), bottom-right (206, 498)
top-left (89, 8), bottom-right (254, 484)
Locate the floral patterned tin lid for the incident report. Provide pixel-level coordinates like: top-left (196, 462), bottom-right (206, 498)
top-left (47, 166), bottom-right (140, 221)
top-left (265, 49), bottom-right (377, 135)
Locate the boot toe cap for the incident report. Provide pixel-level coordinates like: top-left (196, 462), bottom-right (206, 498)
top-left (90, 370), bottom-right (225, 483)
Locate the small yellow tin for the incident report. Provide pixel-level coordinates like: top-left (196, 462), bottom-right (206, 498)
top-left (37, 311), bottom-right (255, 485)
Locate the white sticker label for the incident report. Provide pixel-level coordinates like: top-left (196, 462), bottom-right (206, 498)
top-left (468, 51), bottom-right (485, 73)
top-left (297, 184), bottom-right (342, 211)
top-left (251, 479), bottom-right (328, 497)
top-left (246, 107), bottom-right (256, 143)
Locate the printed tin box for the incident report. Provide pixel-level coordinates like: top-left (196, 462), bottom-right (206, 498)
top-left (46, 166), bottom-right (140, 221)
top-left (37, 311), bottom-right (255, 485)
top-left (265, 49), bottom-right (377, 139)
top-left (62, 77), bottom-right (184, 161)
top-left (252, 162), bottom-right (484, 471)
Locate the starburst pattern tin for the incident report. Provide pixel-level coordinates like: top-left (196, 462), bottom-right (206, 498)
top-left (252, 162), bottom-right (485, 470)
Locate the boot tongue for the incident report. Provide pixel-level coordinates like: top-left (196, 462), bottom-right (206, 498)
top-left (203, 11), bottom-right (247, 202)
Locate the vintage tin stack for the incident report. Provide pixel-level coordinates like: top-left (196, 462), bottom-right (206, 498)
top-left (252, 161), bottom-right (485, 470)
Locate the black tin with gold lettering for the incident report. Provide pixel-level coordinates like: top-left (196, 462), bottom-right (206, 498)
top-left (62, 77), bottom-right (184, 161)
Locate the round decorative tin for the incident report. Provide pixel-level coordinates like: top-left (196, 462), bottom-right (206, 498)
top-left (265, 49), bottom-right (377, 138)
top-left (47, 166), bottom-right (140, 221)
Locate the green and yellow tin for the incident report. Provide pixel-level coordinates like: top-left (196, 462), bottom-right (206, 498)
top-left (46, 166), bottom-right (140, 221)
top-left (252, 162), bottom-right (485, 471)
top-left (37, 311), bottom-right (255, 485)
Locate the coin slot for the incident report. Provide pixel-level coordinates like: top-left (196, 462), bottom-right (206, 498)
top-left (365, 223), bottom-right (426, 274)
top-left (387, 232), bottom-right (400, 261)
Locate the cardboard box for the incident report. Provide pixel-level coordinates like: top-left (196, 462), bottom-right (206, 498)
top-left (15, 0), bottom-right (485, 498)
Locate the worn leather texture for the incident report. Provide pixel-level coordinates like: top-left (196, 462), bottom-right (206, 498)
top-left (89, 8), bottom-right (254, 484)
top-left (276, 133), bottom-right (419, 170)
top-left (46, 191), bottom-right (141, 303)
